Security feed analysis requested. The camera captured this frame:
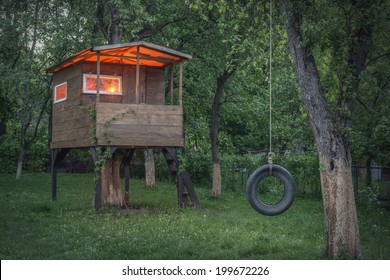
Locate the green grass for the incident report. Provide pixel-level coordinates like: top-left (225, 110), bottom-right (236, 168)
top-left (0, 173), bottom-right (389, 260)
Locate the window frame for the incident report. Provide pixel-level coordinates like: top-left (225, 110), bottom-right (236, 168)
top-left (83, 74), bottom-right (122, 95)
top-left (53, 82), bottom-right (67, 104)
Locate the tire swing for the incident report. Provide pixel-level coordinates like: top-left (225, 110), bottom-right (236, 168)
top-left (246, 153), bottom-right (296, 216)
top-left (246, 0), bottom-right (296, 216)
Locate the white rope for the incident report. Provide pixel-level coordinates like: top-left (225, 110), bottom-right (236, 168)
top-left (268, 0), bottom-right (275, 164)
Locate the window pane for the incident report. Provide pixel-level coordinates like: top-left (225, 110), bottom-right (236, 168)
top-left (85, 76), bottom-right (96, 91)
top-left (83, 74), bottom-right (121, 94)
top-left (100, 77), bottom-right (120, 93)
top-left (55, 83), bottom-right (67, 102)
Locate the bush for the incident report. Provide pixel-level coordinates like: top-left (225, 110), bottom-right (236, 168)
top-left (179, 148), bottom-right (212, 187)
top-left (0, 134), bottom-right (19, 174)
top-left (219, 150), bottom-right (321, 198)
top-left (24, 133), bottom-right (50, 172)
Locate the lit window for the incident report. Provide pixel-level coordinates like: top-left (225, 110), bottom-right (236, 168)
top-left (83, 74), bottom-right (122, 95)
top-left (54, 82), bottom-right (67, 103)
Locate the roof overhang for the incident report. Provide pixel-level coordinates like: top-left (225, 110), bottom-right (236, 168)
top-left (47, 41), bottom-right (192, 73)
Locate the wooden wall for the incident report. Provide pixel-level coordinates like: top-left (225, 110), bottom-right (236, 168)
top-left (80, 62), bottom-right (165, 105)
top-left (51, 62), bottom-right (92, 149)
top-left (51, 61), bottom-right (171, 149)
top-left (96, 103), bottom-right (184, 147)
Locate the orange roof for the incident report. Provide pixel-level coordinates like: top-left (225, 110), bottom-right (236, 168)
top-left (47, 41), bottom-right (192, 73)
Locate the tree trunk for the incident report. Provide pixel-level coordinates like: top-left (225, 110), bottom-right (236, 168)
top-left (16, 148), bottom-right (26, 180)
top-left (101, 151), bottom-right (125, 207)
top-left (144, 149), bottom-right (155, 188)
top-left (210, 84), bottom-right (222, 198)
top-left (16, 120), bottom-right (29, 180)
top-left (365, 157), bottom-right (372, 188)
top-left (96, 0), bottom-right (127, 207)
top-left (0, 120), bottom-right (6, 141)
top-left (210, 69), bottom-right (235, 197)
top-left (284, 0), bottom-right (360, 259)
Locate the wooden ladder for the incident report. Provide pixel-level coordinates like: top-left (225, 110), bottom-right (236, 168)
top-left (162, 147), bottom-right (200, 209)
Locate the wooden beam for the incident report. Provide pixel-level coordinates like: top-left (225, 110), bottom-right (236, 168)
top-left (98, 53), bottom-right (179, 64)
top-left (179, 62), bottom-right (183, 106)
top-left (51, 148), bottom-right (71, 201)
top-left (96, 52), bottom-right (101, 102)
top-left (170, 65), bottom-right (174, 105)
top-left (178, 174), bottom-right (185, 207)
top-left (135, 46), bottom-right (140, 104)
top-left (182, 170), bottom-right (201, 209)
top-left (92, 41), bottom-right (193, 60)
top-left (51, 149), bottom-right (58, 201)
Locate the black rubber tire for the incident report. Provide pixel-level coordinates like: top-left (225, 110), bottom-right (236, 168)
top-left (246, 164), bottom-right (296, 216)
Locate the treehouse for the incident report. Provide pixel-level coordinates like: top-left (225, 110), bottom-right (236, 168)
top-left (48, 41), bottom-right (192, 149)
top-left (48, 41), bottom-right (199, 210)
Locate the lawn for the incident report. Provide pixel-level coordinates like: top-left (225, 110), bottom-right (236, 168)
top-left (0, 173), bottom-right (389, 259)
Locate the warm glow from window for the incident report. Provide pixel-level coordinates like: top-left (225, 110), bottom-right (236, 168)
top-left (83, 74), bottom-right (122, 95)
top-left (54, 82), bottom-right (67, 103)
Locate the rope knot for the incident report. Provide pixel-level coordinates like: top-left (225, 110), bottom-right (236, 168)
top-left (267, 152), bottom-right (275, 164)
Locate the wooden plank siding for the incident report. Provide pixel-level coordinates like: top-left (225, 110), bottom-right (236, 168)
top-left (80, 62), bottom-right (165, 106)
top-left (145, 67), bottom-right (165, 105)
top-left (95, 103), bottom-right (184, 147)
top-left (51, 61), bottom-right (171, 149)
top-left (51, 62), bottom-right (91, 149)
top-left (51, 106), bottom-right (93, 149)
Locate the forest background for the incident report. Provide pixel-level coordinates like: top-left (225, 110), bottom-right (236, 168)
top-left (0, 0), bottom-right (389, 259)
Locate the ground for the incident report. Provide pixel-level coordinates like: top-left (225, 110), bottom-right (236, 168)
top-left (0, 173), bottom-right (388, 259)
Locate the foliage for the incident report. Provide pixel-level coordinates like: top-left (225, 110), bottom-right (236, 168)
top-left (0, 0), bottom-right (387, 207)
top-left (0, 121), bottom-right (49, 174)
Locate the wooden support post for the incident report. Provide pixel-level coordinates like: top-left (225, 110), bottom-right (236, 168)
top-left (179, 62), bottom-right (183, 106)
top-left (51, 148), bottom-right (71, 202)
top-left (170, 65), bottom-right (174, 105)
top-left (51, 149), bottom-right (58, 201)
top-left (181, 170), bottom-right (201, 209)
top-left (135, 46), bottom-right (140, 104)
top-left (178, 173), bottom-right (185, 207)
top-left (90, 147), bottom-right (102, 211)
top-left (124, 149), bottom-right (135, 204)
top-left (96, 52), bottom-right (101, 102)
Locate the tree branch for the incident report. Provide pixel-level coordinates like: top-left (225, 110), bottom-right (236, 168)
top-left (26, 78), bottom-right (52, 146)
top-left (132, 1), bottom-right (193, 42)
top-left (364, 52), bottom-right (390, 69)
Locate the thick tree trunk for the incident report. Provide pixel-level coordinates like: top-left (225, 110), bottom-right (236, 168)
top-left (96, 0), bottom-right (127, 207)
top-left (210, 69), bottom-right (235, 197)
top-left (101, 151), bottom-right (125, 207)
top-left (144, 149), bottom-right (155, 188)
top-left (284, 0), bottom-right (360, 259)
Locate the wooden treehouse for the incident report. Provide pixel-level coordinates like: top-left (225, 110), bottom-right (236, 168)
top-left (48, 41), bottom-right (199, 210)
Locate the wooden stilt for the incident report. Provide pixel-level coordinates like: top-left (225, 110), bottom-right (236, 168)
top-left (178, 173), bottom-right (185, 207)
top-left (181, 170), bottom-right (199, 208)
top-left (51, 148), bottom-right (71, 202)
top-left (51, 149), bottom-right (58, 201)
top-left (179, 62), bottom-right (183, 106)
top-left (162, 147), bottom-right (200, 209)
top-left (124, 149), bottom-right (135, 204)
top-left (135, 46), bottom-right (140, 104)
top-left (170, 65), bottom-right (174, 105)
